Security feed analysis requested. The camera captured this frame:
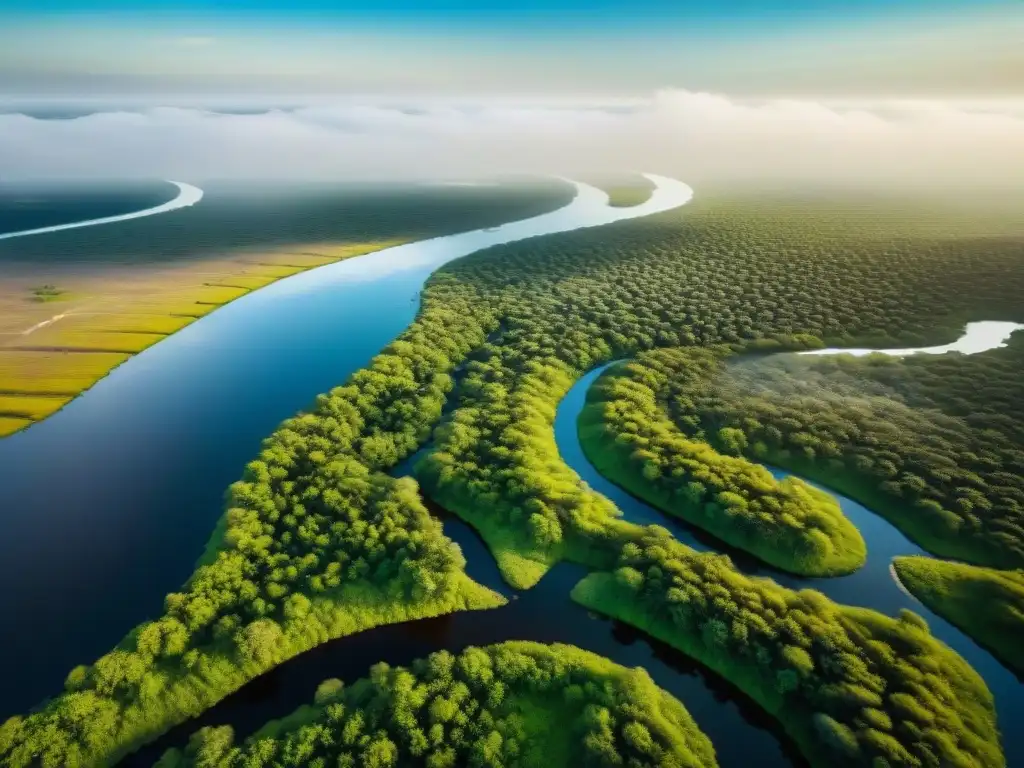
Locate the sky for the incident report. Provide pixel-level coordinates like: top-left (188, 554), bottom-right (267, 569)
top-left (1, 0), bottom-right (1022, 97)
top-left (1, 2), bottom-right (1022, 188)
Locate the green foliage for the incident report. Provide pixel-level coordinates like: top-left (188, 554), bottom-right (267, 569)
top-left (161, 642), bottom-right (717, 768)
top-left (418, 193), bottom-right (1022, 586)
top-left (894, 556), bottom-right (1024, 677)
top-left (0, 304), bottom-right (506, 767)
top-left (580, 347), bottom-right (866, 575)
top-left (660, 339), bottom-right (1024, 569)
top-left (7, 189), bottom-right (1022, 766)
top-left (30, 283), bottom-right (67, 302)
top-left (572, 528), bottom-right (1003, 768)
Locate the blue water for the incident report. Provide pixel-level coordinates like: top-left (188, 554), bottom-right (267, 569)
top-left (555, 362), bottom-right (1024, 768)
top-left (5, 173), bottom-right (1013, 768)
top-left (0, 175), bottom-right (692, 721)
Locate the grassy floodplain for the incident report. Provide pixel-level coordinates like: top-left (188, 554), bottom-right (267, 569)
top-left (0, 241), bottom-right (397, 436)
top-left (893, 557), bottom-right (1024, 679)
top-left (0, 181), bottom-right (573, 437)
top-left (156, 641), bottom-right (717, 768)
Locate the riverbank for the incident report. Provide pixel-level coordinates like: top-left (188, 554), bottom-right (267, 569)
top-left (0, 239), bottom-right (401, 436)
top-left (576, 351), bottom-right (866, 577)
top-left (893, 557), bottom-right (1024, 679)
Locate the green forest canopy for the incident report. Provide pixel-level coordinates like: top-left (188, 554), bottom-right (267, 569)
top-left (572, 526), bottom-right (1002, 768)
top-left (578, 347), bottom-right (867, 577)
top-left (157, 641), bottom-right (717, 768)
top-left (4, 188), bottom-right (1022, 767)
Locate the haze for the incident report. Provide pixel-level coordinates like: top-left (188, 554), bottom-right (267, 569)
top-left (1, 0), bottom-right (1022, 189)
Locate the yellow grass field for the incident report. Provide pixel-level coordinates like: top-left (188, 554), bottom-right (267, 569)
top-left (0, 238), bottom-right (403, 437)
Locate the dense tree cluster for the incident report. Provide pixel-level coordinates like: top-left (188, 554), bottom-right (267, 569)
top-left (418, 195), bottom-right (1024, 585)
top-left (572, 528), bottom-right (1002, 768)
top-left (157, 642), bottom-right (716, 768)
top-left (658, 343), bottom-right (1024, 569)
top-left (893, 557), bottom-right (1024, 679)
top-left (0, 305), bottom-right (507, 767)
top-left (6, 190), bottom-right (1022, 765)
top-left (579, 348), bottom-right (866, 576)
top-left (833, 337), bottom-right (1024, 444)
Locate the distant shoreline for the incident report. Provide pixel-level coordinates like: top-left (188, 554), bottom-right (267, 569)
top-left (0, 180), bottom-right (203, 241)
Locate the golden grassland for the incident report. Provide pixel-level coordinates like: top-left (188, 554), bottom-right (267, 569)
top-left (0, 239), bottom-right (403, 437)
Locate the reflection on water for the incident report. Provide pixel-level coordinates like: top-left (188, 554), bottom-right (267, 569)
top-left (0, 177), bottom-right (691, 721)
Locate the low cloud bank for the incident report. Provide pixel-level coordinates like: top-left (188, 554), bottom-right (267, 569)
top-left (2, 90), bottom-right (1022, 190)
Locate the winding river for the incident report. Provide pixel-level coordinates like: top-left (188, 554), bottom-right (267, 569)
top-left (6, 176), bottom-right (1020, 767)
top-left (557, 356), bottom-right (1024, 767)
top-left (0, 175), bottom-right (691, 720)
top-left (0, 180), bottom-right (203, 240)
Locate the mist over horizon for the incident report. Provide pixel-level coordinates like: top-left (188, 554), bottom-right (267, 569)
top-left (1, 90), bottom-right (1022, 195)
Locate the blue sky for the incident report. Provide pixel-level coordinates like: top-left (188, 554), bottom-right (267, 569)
top-left (1, 0), bottom-right (1021, 96)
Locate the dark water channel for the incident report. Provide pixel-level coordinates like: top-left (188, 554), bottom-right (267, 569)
top-left (125, 499), bottom-right (799, 767)
top-left (131, 362), bottom-right (1023, 767)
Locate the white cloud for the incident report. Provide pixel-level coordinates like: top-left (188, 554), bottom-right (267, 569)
top-left (1, 91), bottom-right (1022, 191)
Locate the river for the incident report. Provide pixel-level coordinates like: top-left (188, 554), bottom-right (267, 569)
top-left (8, 176), bottom-right (1019, 768)
top-left (0, 181), bottom-right (202, 241)
top-left (0, 175), bottom-right (691, 719)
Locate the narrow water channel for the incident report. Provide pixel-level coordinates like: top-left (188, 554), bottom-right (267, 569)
top-left (556, 360), bottom-right (1024, 768)
top-left (131, 350), bottom-right (1022, 768)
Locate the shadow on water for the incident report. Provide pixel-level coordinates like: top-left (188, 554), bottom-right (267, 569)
top-left (124, 508), bottom-right (803, 768)
top-left (120, 355), bottom-right (1022, 768)
top-left (555, 360), bottom-right (1024, 768)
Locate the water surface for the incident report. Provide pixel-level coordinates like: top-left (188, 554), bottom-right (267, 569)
top-left (0, 175), bottom-right (690, 719)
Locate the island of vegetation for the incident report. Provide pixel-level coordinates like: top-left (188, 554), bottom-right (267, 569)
top-left (572, 528), bottom-right (1002, 768)
top-left (579, 348), bottom-right (866, 576)
top-left (592, 175), bottom-right (656, 208)
top-left (893, 557), bottom-right (1024, 679)
top-left (0, 182), bottom-right (571, 437)
top-left (155, 641), bottom-right (717, 768)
